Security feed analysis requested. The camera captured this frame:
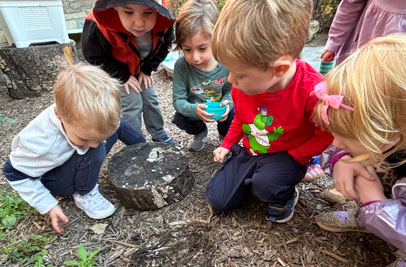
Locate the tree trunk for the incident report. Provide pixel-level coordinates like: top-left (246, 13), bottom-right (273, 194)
top-left (312, 0), bottom-right (341, 33)
top-left (108, 142), bottom-right (195, 211)
top-left (0, 41), bottom-right (77, 99)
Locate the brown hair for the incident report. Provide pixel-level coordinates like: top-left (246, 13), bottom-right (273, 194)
top-left (212, 0), bottom-right (312, 69)
top-left (175, 0), bottom-right (219, 49)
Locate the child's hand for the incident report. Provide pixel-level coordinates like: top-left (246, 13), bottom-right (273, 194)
top-left (213, 147), bottom-right (230, 163)
top-left (218, 100), bottom-right (230, 122)
top-left (138, 72), bottom-right (152, 89)
top-left (49, 205), bottom-right (69, 233)
top-left (354, 174), bottom-right (386, 204)
top-left (333, 156), bottom-right (377, 200)
top-left (196, 104), bottom-right (216, 123)
top-left (321, 49), bottom-right (335, 62)
top-left (124, 75), bottom-right (142, 94)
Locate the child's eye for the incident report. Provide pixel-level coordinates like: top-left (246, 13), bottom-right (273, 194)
top-left (144, 10), bottom-right (154, 15)
top-left (183, 48), bottom-right (191, 52)
top-left (124, 10), bottom-right (133, 15)
top-left (199, 47), bottom-right (207, 51)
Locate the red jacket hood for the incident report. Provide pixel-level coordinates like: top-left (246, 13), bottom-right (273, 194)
top-left (87, 0), bottom-right (174, 35)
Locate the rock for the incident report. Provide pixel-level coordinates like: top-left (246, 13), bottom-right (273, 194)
top-left (307, 20), bottom-right (320, 43)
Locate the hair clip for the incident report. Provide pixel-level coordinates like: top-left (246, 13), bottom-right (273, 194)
top-left (312, 81), bottom-right (354, 125)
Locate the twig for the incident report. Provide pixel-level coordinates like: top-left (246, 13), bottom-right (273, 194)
top-left (321, 249), bottom-right (350, 264)
top-left (122, 257), bottom-right (138, 264)
top-left (283, 240), bottom-right (292, 259)
top-left (277, 257), bottom-right (287, 266)
top-left (207, 204), bottom-right (214, 223)
top-left (286, 237), bottom-right (299, 245)
top-left (32, 221), bottom-right (42, 230)
top-left (99, 238), bottom-right (139, 249)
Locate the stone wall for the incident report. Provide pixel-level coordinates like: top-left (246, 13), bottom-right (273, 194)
top-left (62, 0), bottom-right (96, 33)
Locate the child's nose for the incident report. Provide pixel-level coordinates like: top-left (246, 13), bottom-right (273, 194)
top-left (192, 51), bottom-right (200, 62)
top-left (133, 14), bottom-right (144, 27)
top-left (87, 141), bottom-right (100, 148)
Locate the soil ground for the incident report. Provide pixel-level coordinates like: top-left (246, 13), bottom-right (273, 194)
top-left (0, 33), bottom-right (397, 266)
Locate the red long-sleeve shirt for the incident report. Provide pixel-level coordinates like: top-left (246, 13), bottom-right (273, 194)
top-left (221, 60), bottom-right (333, 165)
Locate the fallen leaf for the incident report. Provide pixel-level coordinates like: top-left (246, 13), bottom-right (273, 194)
top-left (89, 223), bottom-right (108, 234)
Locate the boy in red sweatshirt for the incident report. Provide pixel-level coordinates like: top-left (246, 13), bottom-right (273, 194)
top-left (205, 0), bottom-right (333, 223)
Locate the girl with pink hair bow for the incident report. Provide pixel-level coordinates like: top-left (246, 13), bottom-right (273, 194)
top-left (313, 34), bottom-right (406, 265)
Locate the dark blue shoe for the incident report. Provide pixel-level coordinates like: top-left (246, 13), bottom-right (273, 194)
top-left (153, 134), bottom-right (175, 145)
top-left (266, 188), bottom-right (299, 223)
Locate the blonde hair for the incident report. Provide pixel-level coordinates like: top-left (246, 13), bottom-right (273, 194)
top-left (313, 34), bottom-right (406, 163)
top-left (54, 63), bottom-right (121, 134)
top-left (175, 0), bottom-right (219, 49)
top-left (212, 0), bottom-right (312, 70)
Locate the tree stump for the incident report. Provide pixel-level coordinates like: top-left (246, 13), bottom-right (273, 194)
top-left (0, 41), bottom-right (77, 99)
top-left (108, 142), bottom-right (195, 210)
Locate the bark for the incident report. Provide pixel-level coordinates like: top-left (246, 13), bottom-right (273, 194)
top-left (0, 41), bottom-right (77, 99)
top-left (108, 142), bottom-right (195, 211)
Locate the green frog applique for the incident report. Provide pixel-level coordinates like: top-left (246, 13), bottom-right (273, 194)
top-left (242, 107), bottom-right (284, 154)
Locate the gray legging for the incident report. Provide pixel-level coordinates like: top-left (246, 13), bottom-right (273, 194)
top-left (120, 82), bottom-right (166, 140)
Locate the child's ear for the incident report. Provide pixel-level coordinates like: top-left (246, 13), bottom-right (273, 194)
top-left (54, 106), bottom-right (63, 122)
top-left (272, 55), bottom-right (294, 77)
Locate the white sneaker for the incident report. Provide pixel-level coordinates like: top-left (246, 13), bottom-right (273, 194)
top-left (73, 184), bottom-right (116, 219)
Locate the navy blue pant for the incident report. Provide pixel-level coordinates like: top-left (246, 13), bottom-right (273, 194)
top-left (205, 144), bottom-right (306, 211)
top-left (41, 118), bottom-right (145, 196)
top-left (172, 108), bottom-right (235, 136)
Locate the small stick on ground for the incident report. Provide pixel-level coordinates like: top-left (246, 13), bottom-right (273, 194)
top-left (277, 257), bottom-right (287, 266)
top-left (321, 249), bottom-right (350, 264)
top-left (283, 240), bottom-right (292, 259)
top-left (207, 204), bottom-right (213, 223)
top-left (99, 238), bottom-right (139, 249)
top-left (122, 257), bottom-right (138, 264)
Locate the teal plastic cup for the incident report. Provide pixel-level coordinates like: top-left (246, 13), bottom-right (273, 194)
top-left (205, 102), bottom-right (226, 120)
top-left (319, 61), bottom-right (334, 75)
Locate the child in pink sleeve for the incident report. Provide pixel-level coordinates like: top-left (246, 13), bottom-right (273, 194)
top-left (321, 0), bottom-right (406, 65)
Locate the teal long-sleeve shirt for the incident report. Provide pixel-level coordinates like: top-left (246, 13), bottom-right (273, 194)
top-left (172, 57), bottom-right (233, 118)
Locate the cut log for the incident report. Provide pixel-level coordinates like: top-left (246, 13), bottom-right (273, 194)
top-left (0, 41), bottom-right (77, 99)
top-left (108, 142), bottom-right (194, 210)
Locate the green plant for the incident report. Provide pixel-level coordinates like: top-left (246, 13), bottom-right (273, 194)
top-left (33, 250), bottom-right (53, 267)
top-left (0, 189), bottom-right (35, 230)
top-left (216, 0), bottom-right (226, 9)
top-left (64, 245), bottom-right (100, 267)
top-left (3, 234), bottom-right (53, 264)
top-left (0, 114), bottom-right (16, 123)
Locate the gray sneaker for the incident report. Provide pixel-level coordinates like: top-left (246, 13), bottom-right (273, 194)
top-left (188, 128), bottom-right (208, 151)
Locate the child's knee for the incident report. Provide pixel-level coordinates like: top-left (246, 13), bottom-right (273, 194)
top-left (83, 144), bottom-right (107, 165)
top-left (205, 184), bottom-right (229, 211)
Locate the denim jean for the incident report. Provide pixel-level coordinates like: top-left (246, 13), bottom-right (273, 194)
top-left (172, 108), bottom-right (235, 136)
top-left (41, 118), bottom-right (145, 196)
top-left (206, 144), bottom-right (306, 211)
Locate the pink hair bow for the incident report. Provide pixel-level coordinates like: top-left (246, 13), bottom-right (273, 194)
top-left (312, 81), bottom-right (354, 125)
